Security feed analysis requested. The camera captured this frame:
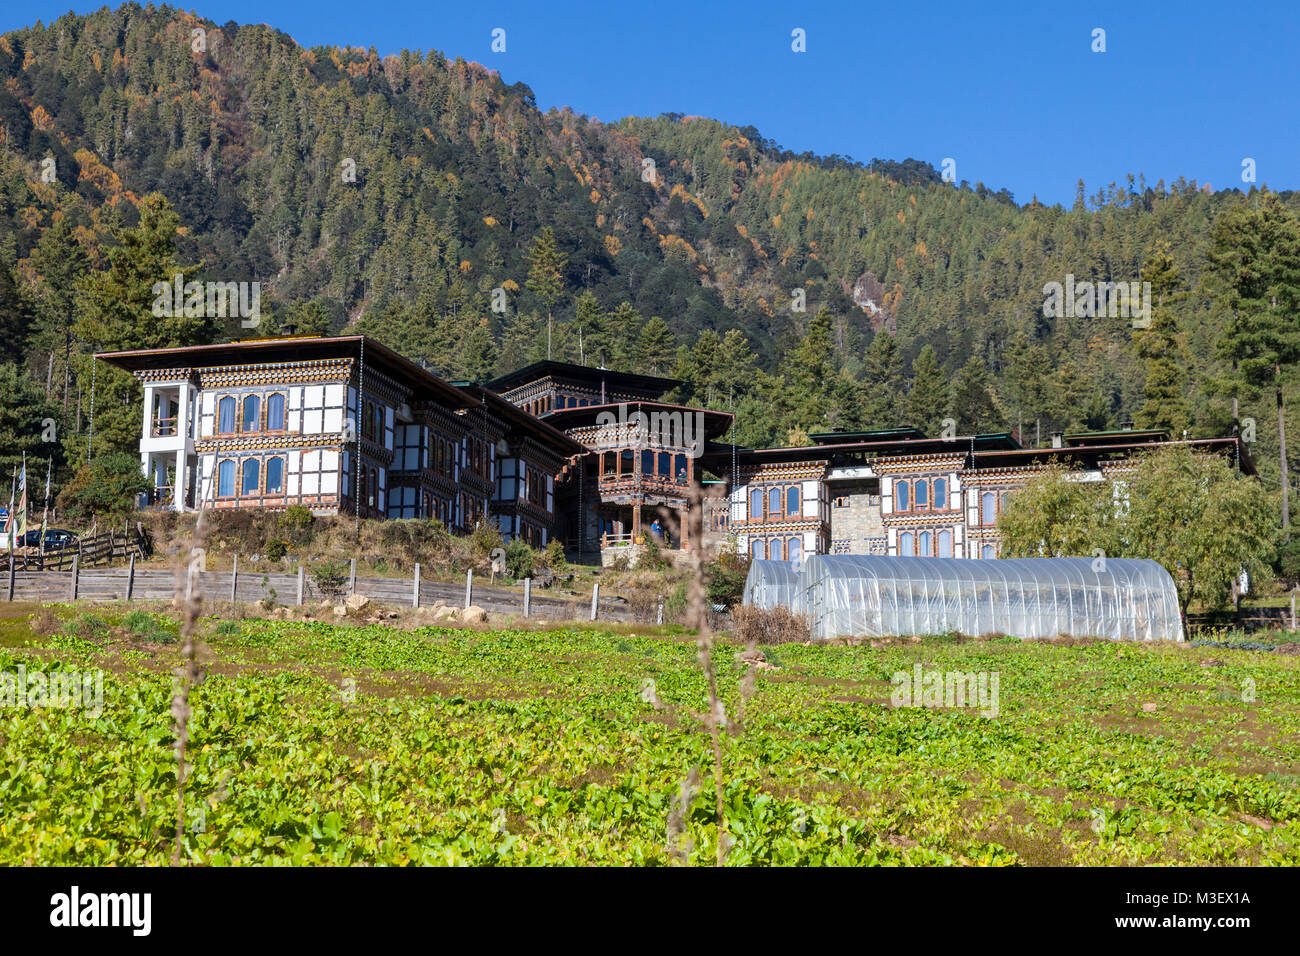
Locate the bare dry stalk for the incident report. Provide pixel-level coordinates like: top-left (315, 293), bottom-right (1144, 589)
top-left (170, 505), bottom-right (209, 865)
top-left (666, 766), bottom-right (700, 865)
top-left (680, 484), bottom-right (733, 865)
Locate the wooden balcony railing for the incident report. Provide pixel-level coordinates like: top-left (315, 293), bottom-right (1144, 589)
top-left (151, 416), bottom-right (179, 438)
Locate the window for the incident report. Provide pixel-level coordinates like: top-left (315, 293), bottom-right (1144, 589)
top-left (915, 480), bottom-right (929, 509)
top-left (218, 397), bottom-right (235, 434)
top-left (265, 457), bottom-right (284, 494)
top-left (767, 488), bottom-right (782, 518)
top-left (833, 496), bottom-right (849, 508)
top-left (657, 451), bottom-right (670, 476)
top-left (241, 395), bottom-right (260, 432)
top-left (787, 486), bottom-right (800, 516)
top-left (241, 459), bottom-right (259, 495)
top-left (266, 393), bottom-right (286, 431)
top-left (938, 529), bottom-right (953, 558)
top-left (749, 488), bottom-right (763, 519)
top-left (896, 480), bottom-right (910, 511)
top-left (369, 468), bottom-right (378, 508)
top-left (982, 544), bottom-right (996, 559)
top-left (919, 531), bottom-right (932, 555)
top-left (981, 492), bottom-right (997, 525)
top-left (899, 532), bottom-right (914, 556)
top-left (641, 449), bottom-right (654, 475)
top-left (933, 478), bottom-right (947, 509)
top-left (602, 451), bottom-right (616, 475)
top-left (751, 539), bottom-right (765, 560)
top-left (788, 537), bottom-right (801, 565)
top-left (217, 459), bottom-right (235, 497)
top-left (674, 454), bottom-right (687, 481)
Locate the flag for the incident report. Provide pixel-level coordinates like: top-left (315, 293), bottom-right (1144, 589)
top-left (5, 466), bottom-right (13, 549)
top-left (40, 458), bottom-right (51, 545)
top-left (16, 454), bottom-right (27, 540)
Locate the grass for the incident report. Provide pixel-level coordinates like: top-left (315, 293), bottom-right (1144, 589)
top-left (0, 602), bottom-right (1297, 865)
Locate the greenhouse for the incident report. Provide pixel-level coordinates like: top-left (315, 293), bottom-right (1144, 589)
top-left (799, 556), bottom-right (1184, 643)
top-left (742, 559), bottom-right (803, 612)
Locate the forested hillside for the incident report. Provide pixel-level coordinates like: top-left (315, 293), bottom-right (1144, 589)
top-left (0, 3), bottom-right (1296, 536)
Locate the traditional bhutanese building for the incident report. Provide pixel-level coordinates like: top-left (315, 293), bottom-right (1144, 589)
top-left (96, 336), bottom-right (584, 544)
top-left (99, 336), bottom-right (1254, 564)
top-left (484, 360), bottom-right (733, 561)
top-left (702, 426), bottom-right (1255, 562)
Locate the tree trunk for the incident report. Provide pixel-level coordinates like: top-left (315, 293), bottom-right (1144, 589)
top-left (1279, 369), bottom-right (1290, 531)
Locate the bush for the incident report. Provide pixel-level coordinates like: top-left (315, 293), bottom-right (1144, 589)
top-left (540, 539), bottom-right (567, 573)
top-left (265, 538), bottom-right (289, 562)
top-left (310, 559), bottom-right (350, 599)
top-left (469, 521), bottom-right (505, 569)
top-left (637, 539), bottom-right (670, 571)
top-left (730, 604), bottom-right (811, 645)
top-left (704, 544), bottom-right (750, 609)
top-left (278, 505), bottom-right (316, 545)
top-left (56, 453), bottom-right (151, 526)
top-left (122, 609), bottom-right (152, 636)
top-left (504, 539), bottom-right (534, 579)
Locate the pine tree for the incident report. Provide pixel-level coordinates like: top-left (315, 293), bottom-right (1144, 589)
top-left (1207, 193), bottom-right (1300, 530)
top-left (948, 355), bottom-right (1002, 433)
top-left (634, 316), bottom-right (675, 374)
top-left (906, 344), bottom-right (948, 434)
top-left (1134, 242), bottom-right (1192, 435)
top-left (525, 227), bottom-right (567, 360)
top-left (858, 330), bottom-right (904, 428)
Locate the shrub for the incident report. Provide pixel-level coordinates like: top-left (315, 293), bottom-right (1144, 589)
top-left (540, 539), bottom-right (567, 572)
top-left (122, 609), bottom-right (152, 636)
top-left (278, 505), bottom-right (316, 545)
top-left (704, 544), bottom-right (750, 609)
top-left (56, 453), bottom-right (151, 526)
top-left (265, 538), bottom-right (289, 562)
top-left (637, 539), bottom-right (670, 571)
top-left (310, 559), bottom-right (350, 599)
top-left (730, 604), bottom-right (811, 645)
top-left (469, 521), bottom-right (505, 569)
top-left (504, 539), bottom-right (534, 579)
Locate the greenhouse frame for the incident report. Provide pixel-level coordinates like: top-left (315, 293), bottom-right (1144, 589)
top-left (742, 559), bottom-right (803, 612)
top-left (796, 556), bottom-right (1184, 643)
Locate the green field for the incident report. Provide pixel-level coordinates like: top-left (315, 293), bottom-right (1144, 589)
top-left (1, 605), bottom-right (1298, 865)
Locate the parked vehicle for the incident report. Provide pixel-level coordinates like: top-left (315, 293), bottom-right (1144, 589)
top-left (21, 528), bottom-right (78, 550)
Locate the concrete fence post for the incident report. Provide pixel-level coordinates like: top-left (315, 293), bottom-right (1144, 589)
top-left (590, 583), bottom-right (600, 621)
top-left (523, 577), bottom-right (531, 617)
top-left (464, 569), bottom-right (472, 610)
top-left (126, 554), bottom-right (136, 602)
top-left (230, 554), bottom-right (238, 602)
top-left (1292, 587), bottom-right (1297, 631)
top-left (70, 555), bottom-right (80, 602)
top-left (413, 563), bottom-right (421, 608)
top-left (296, 564), bottom-right (305, 606)
top-left (657, 597), bottom-right (664, 625)
top-left (349, 558), bottom-right (357, 597)
top-left (5, 548), bottom-right (14, 602)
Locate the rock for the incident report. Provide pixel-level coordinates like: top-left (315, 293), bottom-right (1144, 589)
top-left (345, 593), bottom-right (371, 612)
top-left (1199, 658), bottom-right (1225, 667)
top-left (433, 605), bottom-right (459, 621)
top-left (739, 648), bottom-right (767, 664)
top-left (461, 605), bottom-right (488, 624)
top-left (333, 605), bottom-right (347, 618)
top-left (1141, 702), bottom-right (1158, 713)
top-left (533, 567), bottom-right (555, 588)
top-left (386, 611), bottom-right (399, 620)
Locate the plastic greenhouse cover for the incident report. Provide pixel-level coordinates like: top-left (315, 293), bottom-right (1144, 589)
top-left (742, 560), bottom-right (802, 612)
top-left (798, 555), bottom-right (1183, 643)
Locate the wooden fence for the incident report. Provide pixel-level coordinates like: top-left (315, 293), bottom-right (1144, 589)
top-left (0, 524), bottom-right (152, 573)
top-left (2, 558), bottom-right (652, 624)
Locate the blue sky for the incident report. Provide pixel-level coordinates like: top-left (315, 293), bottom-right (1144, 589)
top-left (5, 1), bottom-right (1299, 206)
